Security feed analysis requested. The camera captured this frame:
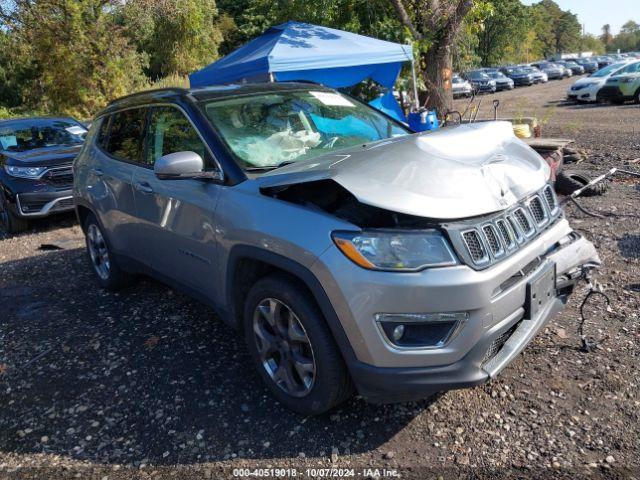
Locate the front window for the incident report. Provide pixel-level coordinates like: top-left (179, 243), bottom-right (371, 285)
top-left (144, 106), bottom-right (213, 167)
top-left (201, 90), bottom-right (409, 170)
top-left (467, 72), bottom-right (489, 80)
top-left (0, 118), bottom-right (86, 152)
top-left (591, 63), bottom-right (628, 77)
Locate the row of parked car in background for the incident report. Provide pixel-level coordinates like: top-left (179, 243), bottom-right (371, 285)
top-left (453, 52), bottom-right (640, 99)
top-left (3, 53), bottom-right (640, 234)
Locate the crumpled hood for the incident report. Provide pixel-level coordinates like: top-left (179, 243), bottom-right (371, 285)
top-left (259, 121), bottom-right (550, 220)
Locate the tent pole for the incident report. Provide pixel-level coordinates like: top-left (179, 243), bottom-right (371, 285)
top-left (410, 58), bottom-right (420, 112)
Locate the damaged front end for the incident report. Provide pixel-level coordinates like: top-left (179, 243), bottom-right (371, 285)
top-left (253, 121), bottom-right (601, 402)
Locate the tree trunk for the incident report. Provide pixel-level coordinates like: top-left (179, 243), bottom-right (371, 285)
top-left (421, 43), bottom-right (453, 115)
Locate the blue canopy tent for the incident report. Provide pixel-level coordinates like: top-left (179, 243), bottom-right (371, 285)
top-left (189, 21), bottom-right (417, 122)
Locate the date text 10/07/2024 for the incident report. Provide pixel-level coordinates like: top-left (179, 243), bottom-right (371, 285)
top-left (232, 468), bottom-right (401, 478)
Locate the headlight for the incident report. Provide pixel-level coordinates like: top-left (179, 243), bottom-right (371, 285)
top-left (574, 82), bottom-right (597, 90)
top-left (332, 230), bottom-right (458, 271)
top-left (4, 165), bottom-right (48, 178)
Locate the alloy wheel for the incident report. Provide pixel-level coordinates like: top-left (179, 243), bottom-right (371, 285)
top-left (87, 223), bottom-right (110, 280)
top-left (252, 298), bottom-right (316, 397)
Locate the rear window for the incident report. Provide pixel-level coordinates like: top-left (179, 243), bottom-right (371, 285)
top-left (104, 108), bottom-right (147, 162)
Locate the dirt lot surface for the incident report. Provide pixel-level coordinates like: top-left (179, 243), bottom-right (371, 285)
top-left (1, 77), bottom-right (639, 479)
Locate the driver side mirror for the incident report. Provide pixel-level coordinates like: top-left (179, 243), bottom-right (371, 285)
top-left (154, 151), bottom-right (219, 180)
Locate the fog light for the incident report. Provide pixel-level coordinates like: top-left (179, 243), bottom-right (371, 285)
top-left (376, 312), bottom-right (468, 348)
top-left (392, 324), bottom-right (405, 341)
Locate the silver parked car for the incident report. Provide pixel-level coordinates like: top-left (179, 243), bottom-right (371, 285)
top-left (452, 74), bottom-right (473, 98)
top-left (74, 84), bottom-right (600, 415)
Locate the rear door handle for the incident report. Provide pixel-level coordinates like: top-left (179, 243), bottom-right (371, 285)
top-left (134, 181), bottom-right (154, 194)
top-left (91, 168), bottom-right (104, 177)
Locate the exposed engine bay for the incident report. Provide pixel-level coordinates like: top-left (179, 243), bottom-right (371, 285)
top-left (262, 179), bottom-right (437, 229)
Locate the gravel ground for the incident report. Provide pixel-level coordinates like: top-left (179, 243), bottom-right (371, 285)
top-left (1, 77), bottom-right (639, 479)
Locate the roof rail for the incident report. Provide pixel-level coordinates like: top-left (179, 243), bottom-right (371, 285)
top-left (109, 87), bottom-right (190, 104)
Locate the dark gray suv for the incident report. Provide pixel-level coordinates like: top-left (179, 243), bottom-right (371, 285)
top-left (74, 84), bottom-right (600, 414)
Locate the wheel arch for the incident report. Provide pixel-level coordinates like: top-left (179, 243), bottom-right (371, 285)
top-left (226, 245), bottom-right (358, 367)
top-left (74, 198), bottom-right (95, 232)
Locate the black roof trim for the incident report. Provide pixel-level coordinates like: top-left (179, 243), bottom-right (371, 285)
top-left (97, 82), bottom-right (333, 117)
top-left (0, 116), bottom-right (80, 124)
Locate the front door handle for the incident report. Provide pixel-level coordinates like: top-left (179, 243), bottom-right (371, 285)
top-left (134, 181), bottom-right (154, 194)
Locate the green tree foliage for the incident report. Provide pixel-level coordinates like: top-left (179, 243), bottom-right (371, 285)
top-left (476, 0), bottom-right (530, 67)
top-left (217, 0), bottom-right (404, 54)
top-left (529, 0), bottom-right (581, 57)
top-left (579, 34), bottom-right (605, 55)
top-left (389, 0), bottom-right (491, 113)
top-left (0, 0), bottom-right (635, 119)
top-left (600, 24), bottom-right (613, 49)
top-left (1, 0), bottom-right (148, 118)
top-left (120, 0), bottom-right (232, 79)
top-left (610, 20), bottom-right (640, 52)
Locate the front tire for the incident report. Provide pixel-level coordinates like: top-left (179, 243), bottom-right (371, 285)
top-left (0, 191), bottom-right (28, 235)
top-left (243, 274), bottom-right (353, 415)
top-left (83, 213), bottom-right (133, 290)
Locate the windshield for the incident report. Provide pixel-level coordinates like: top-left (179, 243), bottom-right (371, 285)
top-left (467, 72), bottom-right (489, 80)
top-left (202, 90), bottom-right (410, 170)
top-left (0, 118), bottom-right (86, 152)
top-left (591, 62), bottom-right (628, 77)
top-left (486, 71), bottom-right (504, 78)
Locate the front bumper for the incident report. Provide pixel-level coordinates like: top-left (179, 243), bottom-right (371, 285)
top-left (312, 218), bottom-right (600, 402)
top-left (496, 82), bottom-right (514, 91)
top-left (513, 78), bottom-right (533, 86)
top-left (1, 168), bottom-right (74, 218)
top-left (453, 89), bottom-right (472, 97)
top-left (350, 294), bottom-right (565, 403)
top-left (567, 85), bottom-right (600, 102)
top-left (474, 84), bottom-right (496, 93)
top-left (16, 190), bottom-right (74, 217)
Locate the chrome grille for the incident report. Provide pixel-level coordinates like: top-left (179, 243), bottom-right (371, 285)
top-left (496, 219), bottom-right (515, 249)
top-left (543, 185), bottom-right (557, 213)
top-left (449, 184), bottom-right (562, 269)
top-left (507, 216), bottom-right (524, 243)
top-left (514, 208), bottom-right (534, 236)
top-left (43, 166), bottom-right (74, 189)
top-left (528, 196), bottom-right (547, 225)
top-left (462, 230), bottom-right (488, 263)
top-left (482, 224), bottom-right (503, 257)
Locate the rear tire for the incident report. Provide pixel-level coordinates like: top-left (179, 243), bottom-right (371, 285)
top-left (243, 273), bottom-right (353, 415)
top-left (635, 88), bottom-right (640, 105)
top-left (0, 191), bottom-right (29, 235)
top-left (555, 171), bottom-right (608, 197)
top-left (83, 213), bottom-right (133, 290)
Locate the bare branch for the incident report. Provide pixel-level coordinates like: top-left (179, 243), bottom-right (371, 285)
top-left (441, 0), bottom-right (474, 44)
top-left (389, 0), bottom-right (423, 40)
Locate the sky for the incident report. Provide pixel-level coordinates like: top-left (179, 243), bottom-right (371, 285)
top-left (521, 0), bottom-right (637, 36)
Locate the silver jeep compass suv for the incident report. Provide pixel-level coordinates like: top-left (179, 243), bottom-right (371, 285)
top-left (74, 84), bottom-right (600, 415)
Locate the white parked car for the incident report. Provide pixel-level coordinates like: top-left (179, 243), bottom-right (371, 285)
top-left (567, 60), bottom-right (638, 103)
top-left (452, 74), bottom-right (473, 98)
